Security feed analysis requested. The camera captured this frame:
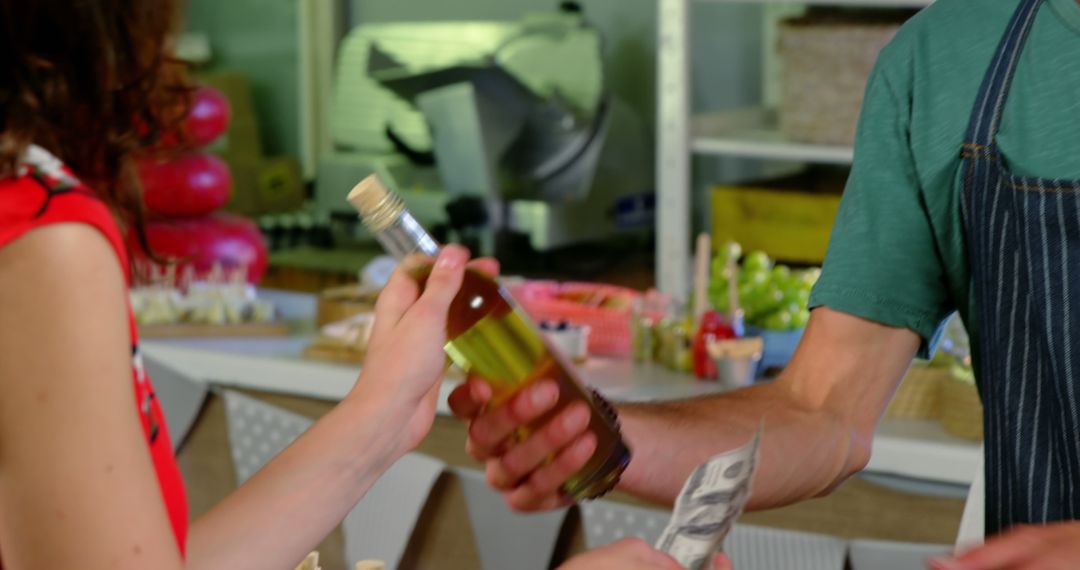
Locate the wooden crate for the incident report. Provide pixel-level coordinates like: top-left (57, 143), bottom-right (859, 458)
top-left (711, 185), bottom-right (841, 264)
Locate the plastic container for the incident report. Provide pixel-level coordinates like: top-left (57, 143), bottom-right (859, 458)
top-left (744, 325), bottom-right (804, 373)
top-left (715, 353), bottom-right (762, 388)
top-left (540, 321), bottom-right (591, 363)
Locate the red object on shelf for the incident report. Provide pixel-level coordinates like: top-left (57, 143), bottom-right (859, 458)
top-left (692, 311), bottom-right (737, 380)
top-left (185, 86), bottom-right (231, 147)
top-left (133, 213), bottom-right (268, 284)
top-left (138, 153), bottom-right (232, 218)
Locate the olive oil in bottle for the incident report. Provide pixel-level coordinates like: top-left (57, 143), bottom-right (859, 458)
top-left (347, 176), bottom-right (630, 499)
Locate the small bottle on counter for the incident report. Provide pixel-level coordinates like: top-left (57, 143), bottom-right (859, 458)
top-left (656, 301), bottom-right (694, 373)
top-left (631, 297), bottom-right (657, 364)
top-left (692, 310), bottom-right (737, 380)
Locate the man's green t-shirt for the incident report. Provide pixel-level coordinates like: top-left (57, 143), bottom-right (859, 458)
top-left (809, 0), bottom-right (1080, 366)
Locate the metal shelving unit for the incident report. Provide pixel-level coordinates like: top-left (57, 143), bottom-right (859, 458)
top-left (692, 107), bottom-right (855, 164)
top-left (655, 0), bottom-right (933, 298)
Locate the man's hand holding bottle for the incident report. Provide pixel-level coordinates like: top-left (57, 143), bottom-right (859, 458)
top-left (448, 378), bottom-right (594, 511)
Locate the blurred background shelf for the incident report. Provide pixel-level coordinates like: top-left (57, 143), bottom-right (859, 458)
top-left (657, 0), bottom-right (928, 297)
top-left (692, 108), bottom-right (854, 164)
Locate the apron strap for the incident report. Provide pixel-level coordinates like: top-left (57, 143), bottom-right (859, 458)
top-left (962, 0), bottom-right (1043, 150)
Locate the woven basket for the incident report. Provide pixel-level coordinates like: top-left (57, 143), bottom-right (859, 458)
top-left (886, 365), bottom-right (946, 419)
top-left (886, 364), bottom-right (984, 440)
top-left (778, 12), bottom-right (904, 146)
top-left (939, 376), bottom-right (984, 441)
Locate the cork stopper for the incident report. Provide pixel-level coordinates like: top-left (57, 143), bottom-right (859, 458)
top-left (354, 561), bottom-right (386, 570)
top-left (347, 175), bottom-right (388, 217)
top-left (346, 175), bottom-right (404, 231)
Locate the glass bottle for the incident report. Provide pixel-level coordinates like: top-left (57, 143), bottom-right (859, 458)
top-left (347, 176), bottom-right (631, 499)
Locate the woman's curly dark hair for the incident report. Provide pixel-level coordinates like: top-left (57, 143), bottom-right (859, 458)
top-left (0, 0), bottom-right (191, 244)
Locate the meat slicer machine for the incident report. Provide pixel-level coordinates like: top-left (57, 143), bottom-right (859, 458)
top-left (314, 8), bottom-right (652, 255)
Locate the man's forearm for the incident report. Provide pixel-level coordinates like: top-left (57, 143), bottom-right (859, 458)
top-left (446, 307), bottom-right (919, 513)
top-left (615, 380), bottom-right (866, 510)
top-left (613, 309), bottom-right (921, 510)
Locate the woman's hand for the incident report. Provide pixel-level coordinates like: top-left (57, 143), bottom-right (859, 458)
top-left (348, 246), bottom-right (498, 457)
top-left (558, 538), bottom-right (681, 570)
top-left (557, 538), bottom-right (733, 570)
top-left (448, 378), bottom-right (592, 511)
top-left (930, 522), bottom-right (1080, 569)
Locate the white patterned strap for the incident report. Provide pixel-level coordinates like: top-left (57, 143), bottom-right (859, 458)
top-left (18, 144), bottom-right (81, 186)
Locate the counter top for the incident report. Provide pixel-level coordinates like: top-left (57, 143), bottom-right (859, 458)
top-left (142, 290), bottom-right (981, 486)
top-left (140, 337), bottom-right (728, 410)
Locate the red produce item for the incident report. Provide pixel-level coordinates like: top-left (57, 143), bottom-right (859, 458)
top-left (185, 86), bottom-right (231, 147)
top-left (133, 213), bottom-right (268, 284)
top-left (138, 153), bottom-right (232, 218)
top-left (692, 310), bottom-right (737, 380)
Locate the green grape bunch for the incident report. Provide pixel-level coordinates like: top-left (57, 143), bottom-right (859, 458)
top-left (708, 242), bottom-right (819, 331)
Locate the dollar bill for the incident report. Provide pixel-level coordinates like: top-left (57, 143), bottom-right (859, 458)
top-left (655, 427), bottom-right (762, 570)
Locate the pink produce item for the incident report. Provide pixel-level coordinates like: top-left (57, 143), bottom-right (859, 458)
top-left (133, 213), bottom-right (268, 284)
top-left (185, 86), bottom-right (231, 147)
top-left (138, 153), bottom-right (232, 218)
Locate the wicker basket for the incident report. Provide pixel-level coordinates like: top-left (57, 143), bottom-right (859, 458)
top-left (778, 11), bottom-right (905, 146)
top-left (939, 376), bottom-right (984, 441)
top-left (886, 364), bottom-right (983, 441)
top-left (886, 365), bottom-right (946, 419)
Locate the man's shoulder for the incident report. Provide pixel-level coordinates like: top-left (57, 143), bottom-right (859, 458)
top-left (876, 0), bottom-right (1016, 82)
top-left (915, 0), bottom-right (1017, 28)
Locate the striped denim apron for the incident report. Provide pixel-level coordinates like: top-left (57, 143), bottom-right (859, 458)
top-left (962, 0), bottom-right (1080, 535)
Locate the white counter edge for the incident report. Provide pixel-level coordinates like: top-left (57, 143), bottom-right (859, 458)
top-left (142, 341), bottom-right (980, 486)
